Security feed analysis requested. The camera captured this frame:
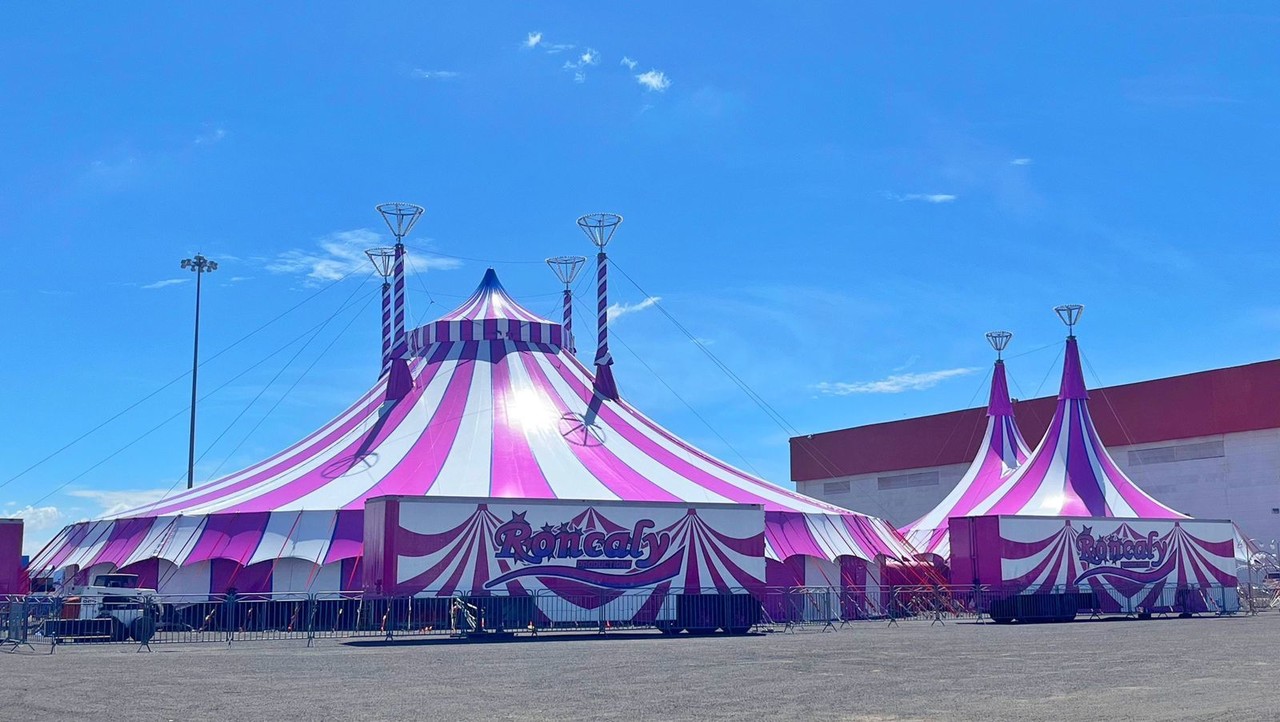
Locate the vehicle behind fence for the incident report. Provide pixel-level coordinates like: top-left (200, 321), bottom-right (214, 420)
top-left (2, 582), bottom-right (1253, 650)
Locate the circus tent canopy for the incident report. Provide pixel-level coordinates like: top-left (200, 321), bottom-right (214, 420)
top-left (30, 268), bottom-right (918, 594)
top-left (967, 334), bottom-right (1186, 521)
top-left (899, 354), bottom-right (1031, 558)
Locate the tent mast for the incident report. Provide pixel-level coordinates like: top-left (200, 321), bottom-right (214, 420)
top-left (577, 213), bottom-right (623, 401)
top-left (546, 256), bottom-right (587, 354)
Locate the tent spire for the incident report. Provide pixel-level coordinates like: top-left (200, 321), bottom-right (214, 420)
top-left (898, 331), bottom-right (1031, 557)
top-left (1053, 304), bottom-right (1088, 400)
top-left (985, 331), bottom-right (1014, 417)
top-left (577, 213), bottom-right (623, 401)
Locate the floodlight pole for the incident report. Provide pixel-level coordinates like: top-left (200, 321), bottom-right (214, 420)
top-left (181, 254), bottom-right (218, 489)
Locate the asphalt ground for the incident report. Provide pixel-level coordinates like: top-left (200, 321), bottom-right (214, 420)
top-left (2, 614), bottom-right (1277, 721)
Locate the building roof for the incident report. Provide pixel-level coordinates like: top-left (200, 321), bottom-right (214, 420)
top-left (791, 357), bottom-right (1280, 482)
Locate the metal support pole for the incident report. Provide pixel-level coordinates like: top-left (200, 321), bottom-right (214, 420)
top-left (180, 254), bottom-right (217, 489)
top-left (186, 267), bottom-right (202, 490)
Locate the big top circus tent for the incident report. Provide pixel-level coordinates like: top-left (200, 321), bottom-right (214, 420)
top-left (966, 306), bottom-right (1186, 521)
top-left (28, 210), bottom-right (921, 596)
top-left (898, 331), bottom-right (1032, 559)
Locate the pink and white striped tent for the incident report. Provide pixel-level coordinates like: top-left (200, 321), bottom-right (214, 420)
top-left (30, 269), bottom-right (919, 595)
top-left (967, 335), bottom-right (1186, 520)
top-left (898, 357), bottom-right (1031, 558)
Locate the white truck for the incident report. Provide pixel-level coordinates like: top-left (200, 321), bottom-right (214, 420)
top-left (41, 573), bottom-right (160, 643)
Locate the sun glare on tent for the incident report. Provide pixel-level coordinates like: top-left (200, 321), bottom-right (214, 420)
top-left (507, 387), bottom-right (558, 430)
top-left (1039, 495), bottom-right (1067, 512)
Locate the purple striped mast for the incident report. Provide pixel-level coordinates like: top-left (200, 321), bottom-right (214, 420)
top-left (576, 213), bottom-right (623, 400)
top-left (365, 248), bottom-right (397, 375)
top-left (375, 202), bottom-right (424, 359)
top-left (376, 203), bottom-right (424, 405)
top-left (546, 255), bottom-right (587, 354)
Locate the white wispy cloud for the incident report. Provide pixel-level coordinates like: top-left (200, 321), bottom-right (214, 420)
top-left (621, 56), bottom-right (638, 70)
top-left (412, 69), bottom-right (460, 80)
top-left (890, 193), bottom-right (958, 204)
top-left (83, 156), bottom-right (141, 189)
top-left (543, 42), bottom-right (575, 54)
top-left (525, 31), bottom-right (543, 48)
top-left (561, 49), bottom-right (599, 83)
top-left (815, 367), bottom-right (977, 395)
top-left (194, 126), bottom-right (227, 145)
top-left (68, 488), bottom-right (170, 517)
top-left (267, 229), bottom-right (462, 284)
top-left (892, 354), bottom-right (920, 372)
top-left (563, 49), bottom-right (599, 69)
top-left (11, 504), bottom-right (62, 531)
top-left (141, 278), bottom-right (190, 290)
top-left (635, 69), bottom-right (672, 92)
top-left (607, 296), bottom-right (662, 322)
top-left (1010, 157), bottom-right (1033, 166)
top-left (9, 504), bottom-right (64, 555)
top-left (228, 276), bottom-right (252, 283)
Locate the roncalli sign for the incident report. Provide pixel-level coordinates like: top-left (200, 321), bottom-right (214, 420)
top-left (363, 496), bottom-right (765, 614)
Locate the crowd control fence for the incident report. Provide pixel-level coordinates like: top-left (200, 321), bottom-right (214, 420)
top-left (1, 582), bottom-right (1250, 652)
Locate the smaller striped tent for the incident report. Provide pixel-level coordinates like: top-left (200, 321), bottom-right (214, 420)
top-left (969, 335), bottom-right (1186, 520)
top-left (899, 357), bottom-right (1031, 558)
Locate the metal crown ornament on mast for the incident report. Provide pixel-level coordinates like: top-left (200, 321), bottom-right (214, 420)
top-left (546, 255), bottom-right (587, 354)
top-left (576, 213), bottom-right (623, 401)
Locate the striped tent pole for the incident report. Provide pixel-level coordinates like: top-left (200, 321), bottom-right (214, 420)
top-left (592, 250), bottom-right (619, 400)
top-left (576, 213), bottom-right (622, 401)
top-left (594, 251), bottom-right (612, 367)
top-left (563, 288), bottom-right (575, 353)
top-left (546, 255), bottom-right (586, 357)
top-left (375, 202), bottom-right (423, 362)
top-left (365, 247), bottom-right (398, 377)
top-left (380, 280), bottom-right (393, 374)
top-left (392, 243), bottom-right (406, 357)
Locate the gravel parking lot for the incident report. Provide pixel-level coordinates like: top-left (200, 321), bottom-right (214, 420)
top-left (2, 614), bottom-right (1275, 721)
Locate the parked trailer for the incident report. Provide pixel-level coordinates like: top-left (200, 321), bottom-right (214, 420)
top-left (949, 515), bottom-right (1240, 622)
top-left (363, 496), bottom-right (765, 635)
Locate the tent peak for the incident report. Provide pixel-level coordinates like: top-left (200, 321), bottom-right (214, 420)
top-left (1059, 336), bottom-right (1089, 401)
top-left (987, 359), bottom-right (1015, 417)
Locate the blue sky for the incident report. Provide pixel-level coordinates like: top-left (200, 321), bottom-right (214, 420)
top-left (3, 4), bottom-right (1279, 552)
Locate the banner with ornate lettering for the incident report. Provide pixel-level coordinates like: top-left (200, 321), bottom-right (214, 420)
top-left (996, 517), bottom-right (1237, 612)
top-left (369, 498), bottom-right (765, 623)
